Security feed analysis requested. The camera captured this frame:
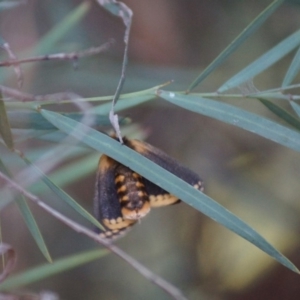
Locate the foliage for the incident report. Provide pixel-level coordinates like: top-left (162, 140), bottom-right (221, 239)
top-left (0, 0), bottom-right (300, 299)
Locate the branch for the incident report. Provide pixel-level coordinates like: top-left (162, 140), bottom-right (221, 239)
top-left (0, 85), bottom-right (82, 103)
top-left (0, 41), bottom-right (113, 67)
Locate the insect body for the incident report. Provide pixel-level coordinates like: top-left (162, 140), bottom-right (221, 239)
top-left (114, 164), bottom-right (150, 220)
top-left (94, 137), bottom-right (204, 239)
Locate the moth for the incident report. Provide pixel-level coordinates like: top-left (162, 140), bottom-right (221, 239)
top-left (94, 137), bottom-right (204, 239)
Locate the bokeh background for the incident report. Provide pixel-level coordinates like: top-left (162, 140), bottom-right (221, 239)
top-left (1, 0), bottom-right (300, 299)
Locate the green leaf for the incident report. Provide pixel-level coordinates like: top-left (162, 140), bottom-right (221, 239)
top-left (0, 248), bottom-right (107, 291)
top-left (0, 94), bottom-right (14, 149)
top-left (92, 94), bottom-right (154, 114)
top-left (7, 111), bottom-right (121, 130)
top-left (248, 91), bottom-right (290, 100)
top-left (5, 85), bottom-right (159, 109)
top-left (12, 129), bottom-right (56, 143)
top-left (187, 0), bottom-right (284, 92)
top-left (30, 153), bottom-right (99, 195)
top-left (218, 28), bottom-right (300, 93)
top-left (282, 46), bottom-right (300, 87)
top-left (158, 90), bottom-right (300, 152)
top-left (39, 109), bottom-right (299, 273)
top-left (258, 98), bottom-right (300, 131)
top-left (0, 159), bottom-right (51, 262)
top-left (15, 197), bottom-right (52, 263)
top-left (21, 156), bottom-right (104, 231)
top-left (290, 101), bottom-right (300, 117)
top-left (35, 1), bottom-right (91, 54)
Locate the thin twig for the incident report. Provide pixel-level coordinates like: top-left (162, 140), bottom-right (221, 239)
top-left (0, 41), bottom-right (113, 67)
top-left (0, 85), bottom-right (82, 103)
top-left (0, 171), bottom-right (187, 300)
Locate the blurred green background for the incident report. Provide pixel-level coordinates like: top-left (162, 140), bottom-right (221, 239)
top-left (1, 0), bottom-right (300, 299)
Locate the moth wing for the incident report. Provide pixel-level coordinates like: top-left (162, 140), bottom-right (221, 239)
top-left (125, 139), bottom-right (204, 207)
top-left (94, 155), bottom-right (136, 239)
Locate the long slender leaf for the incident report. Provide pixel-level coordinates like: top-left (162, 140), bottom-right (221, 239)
top-left (290, 101), bottom-right (300, 117)
top-left (92, 95), bottom-right (154, 114)
top-left (22, 156), bottom-right (104, 231)
top-left (5, 85), bottom-right (160, 109)
top-left (249, 92), bottom-right (290, 100)
top-left (15, 198), bottom-right (52, 262)
top-left (40, 109), bottom-right (299, 273)
top-left (0, 248), bottom-right (107, 291)
top-left (218, 29), bottom-right (300, 93)
top-left (30, 153), bottom-right (99, 195)
top-left (282, 46), bottom-right (300, 87)
top-left (187, 0), bottom-right (284, 92)
top-left (8, 111), bottom-right (123, 130)
top-left (258, 98), bottom-right (300, 131)
top-left (0, 94), bottom-right (14, 149)
top-left (35, 2), bottom-right (91, 54)
top-left (0, 159), bottom-right (51, 262)
top-left (12, 129), bottom-right (56, 143)
top-left (158, 90), bottom-right (300, 152)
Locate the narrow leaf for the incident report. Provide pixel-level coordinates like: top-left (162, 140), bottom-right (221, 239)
top-left (12, 129), bottom-right (58, 143)
top-left (0, 248), bottom-right (107, 291)
top-left (290, 101), bottom-right (300, 117)
top-left (40, 109), bottom-right (299, 273)
top-left (258, 98), bottom-right (300, 131)
top-left (7, 111), bottom-right (120, 130)
top-left (218, 29), bottom-right (300, 93)
top-left (187, 0), bottom-right (284, 92)
top-left (282, 46), bottom-right (300, 87)
top-left (35, 2), bottom-right (91, 54)
top-left (30, 153), bottom-right (99, 195)
top-left (15, 198), bottom-right (52, 262)
top-left (0, 159), bottom-right (51, 262)
top-left (0, 94), bottom-right (14, 149)
top-left (22, 156), bottom-right (104, 231)
top-left (92, 95), bottom-right (154, 114)
top-left (158, 91), bottom-right (300, 152)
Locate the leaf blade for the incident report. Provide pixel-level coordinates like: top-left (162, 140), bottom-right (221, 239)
top-left (218, 29), bottom-right (300, 93)
top-left (22, 156), bottom-right (104, 231)
top-left (187, 0), bottom-right (284, 92)
top-left (290, 101), bottom-right (300, 117)
top-left (282, 46), bottom-right (300, 87)
top-left (0, 94), bottom-right (14, 149)
top-left (40, 109), bottom-right (299, 273)
top-left (15, 197), bottom-right (52, 263)
top-left (0, 248), bottom-right (107, 291)
top-left (158, 91), bottom-right (300, 152)
top-left (35, 2), bottom-right (91, 54)
top-left (258, 98), bottom-right (300, 131)
top-left (7, 111), bottom-right (122, 130)
top-left (0, 159), bottom-right (51, 262)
